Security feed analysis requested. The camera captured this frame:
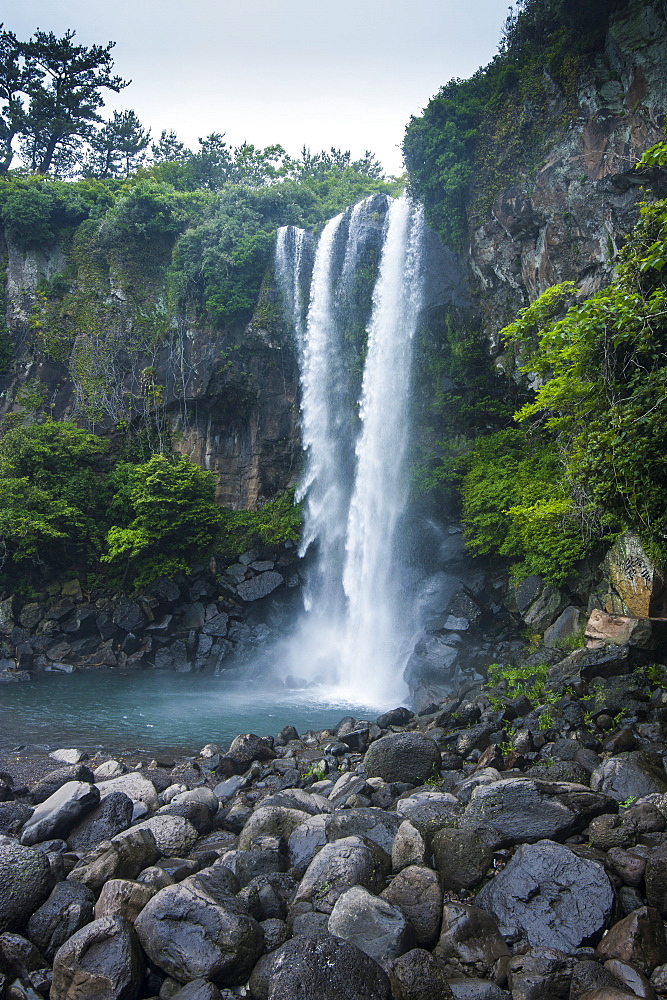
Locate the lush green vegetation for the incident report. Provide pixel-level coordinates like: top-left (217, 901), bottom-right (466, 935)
top-left (0, 421), bottom-right (302, 590)
top-left (421, 145), bottom-right (667, 586)
top-left (403, 0), bottom-right (631, 248)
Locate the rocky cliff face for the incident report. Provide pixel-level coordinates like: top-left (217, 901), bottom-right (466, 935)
top-left (0, 237), bottom-right (300, 509)
top-left (470, 0), bottom-right (667, 351)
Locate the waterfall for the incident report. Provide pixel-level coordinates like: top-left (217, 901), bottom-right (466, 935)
top-left (275, 194), bottom-right (425, 707)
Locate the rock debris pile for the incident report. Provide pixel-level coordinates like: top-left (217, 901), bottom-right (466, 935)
top-left (3, 643), bottom-right (667, 998)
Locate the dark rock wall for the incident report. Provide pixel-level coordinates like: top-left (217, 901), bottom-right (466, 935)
top-left (469, 0), bottom-right (667, 352)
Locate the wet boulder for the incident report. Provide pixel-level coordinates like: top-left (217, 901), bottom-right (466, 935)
top-left (0, 837), bottom-right (55, 932)
top-left (51, 914), bottom-right (144, 1000)
top-left (391, 820), bottom-right (429, 873)
top-left (461, 778), bottom-right (614, 846)
top-left (131, 814), bottom-right (198, 856)
top-left (68, 828), bottom-right (159, 893)
top-left (95, 773), bottom-right (159, 813)
top-left (293, 835), bottom-right (389, 913)
top-left (381, 865), bottom-right (442, 948)
top-left (21, 781), bottom-right (100, 845)
top-left (94, 878), bottom-right (157, 923)
top-left (590, 753), bottom-right (667, 803)
top-left (239, 805), bottom-right (311, 851)
top-left (476, 839), bottom-right (614, 952)
top-left (434, 903), bottom-right (510, 976)
top-left (248, 932), bottom-right (392, 1000)
top-left (325, 807), bottom-right (402, 855)
top-left (27, 881), bottom-right (95, 961)
top-left (30, 764), bottom-right (95, 804)
top-left (67, 791), bottom-right (134, 853)
top-left (396, 791), bottom-right (461, 841)
top-left (0, 803), bottom-right (32, 836)
top-left (328, 886), bottom-right (415, 963)
top-left (364, 732), bottom-right (441, 784)
top-left (134, 869), bottom-right (263, 985)
top-left (596, 906), bottom-right (667, 974)
top-left (506, 947), bottom-right (575, 1000)
top-left (388, 948), bottom-right (455, 1000)
top-left (432, 828), bottom-right (493, 890)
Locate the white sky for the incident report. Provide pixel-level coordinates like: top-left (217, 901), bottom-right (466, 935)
top-left (5, 0), bottom-right (511, 176)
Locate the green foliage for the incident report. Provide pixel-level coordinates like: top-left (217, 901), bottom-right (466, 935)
top-left (460, 427), bottom-right (591, 584)
top-left (103, 454), bottom-right (223, 587)
top-left (486, 661), bottom-right (553, 705)
top-left (218, 490), bottom-right (302, 557)
top-left (0, 476), bottom-right (83, 564)
top-left (0, 420), bottom-right (111, 552)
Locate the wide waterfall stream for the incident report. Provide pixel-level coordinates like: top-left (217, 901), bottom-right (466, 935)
top-left (276, 194), bottom-right (426, 707)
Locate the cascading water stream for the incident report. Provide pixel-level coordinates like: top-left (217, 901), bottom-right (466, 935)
top-left (275, 194), bottom-right (425, 707)
top-left (341, 197), bottom-right (425, 704)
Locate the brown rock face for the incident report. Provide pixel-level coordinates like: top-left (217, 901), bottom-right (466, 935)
top-left (604, 532), bottom-right (667, 618)
top-left (596, 906), bottom-right (667, 974)
top-left (585, 609), bottom-right (667, 651)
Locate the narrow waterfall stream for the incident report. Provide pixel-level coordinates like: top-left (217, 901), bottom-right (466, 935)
top-left (277, 194), bottom-right (425, 707)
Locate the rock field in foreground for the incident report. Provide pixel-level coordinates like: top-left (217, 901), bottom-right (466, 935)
top-left (3, 653), bottom-right (667, 998)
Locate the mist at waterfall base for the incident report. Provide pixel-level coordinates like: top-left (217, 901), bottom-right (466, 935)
top-left (268, 194), bottom-right (441, 711)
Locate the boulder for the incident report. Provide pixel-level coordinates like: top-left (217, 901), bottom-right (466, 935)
top-left (328, 886), bottom-right (415, 963)
top-left (0, 837), bottom-right (55, 932)
top-left (604, 531), bottom-right (667, 618)
top-left (432, 828), bottom-right (493, 890)
top-left (96, 773), bottom-right (159, 812)
top-left (364, 732), bottom-right (441, 784)
top-left (94, 878), bottom-right (157, 922)
top-left (476, 840), bottom-right (614, 951)
top-left (325, 807), bottom-right (402, 855)
top-left (236, 572), bottom-right (283, 602)
top-left (590, 753), bottom-right (667, 802)
top-left (396, 791), bottom-right (461, 840)
top-left (67, 791), bottom-right (134, 852)
top-left (434, 902), bottom-right (510, 976)
top-left (27, 880), bottom-right (95, 961)
top-left (68, 828), bottom-right (160, 893)
top-left (239, 805), bottom-right (310, 851)
top-left (293, 836), bottom-right (389, 914)
top-left (585, 609), bottom-right (667, 651)
top-left (388, 948), bottom-right (455, 1000)
top-left (596, 907), bottom-right (667, 974)
top-left (506, 948), bottom-right (576, 999)
top-left (392, 820), bottom-right (429, 873)
top-left (248, 932), bottom-right (392, 1000)
top-left (286, 814), bottom-right (328, 874)
top-left (22, 780), bottom-right (100, 845)
top-left (171, 982), bottom-right (223, 1000)
top-left (51, 914), bottom-right (144, 1000)
top-left (134, 871), bottom-right (263, 985)
top-left (381, 865), bottom-right (442, 947)
top-left (0, 803), bottom-right (32, 836)
top-left (131, 815), bottom-right (198, 856)
top-left (376, 707), bottom-right (415, 728)
top-left (461, 778), bottom-right (614, 846)
top-left (30, 764), bottom-right (95, 803)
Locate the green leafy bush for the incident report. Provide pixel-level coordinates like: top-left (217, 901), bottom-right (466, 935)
top-left (218, 490), bottom-right (302, 557)
top-left (104, 454), bottom-right (223, 587)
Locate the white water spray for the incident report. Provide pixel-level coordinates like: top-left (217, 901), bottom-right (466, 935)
top-left (275, 195), bottom-right (425, 707)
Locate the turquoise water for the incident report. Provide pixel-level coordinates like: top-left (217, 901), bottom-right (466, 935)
top-left (0, 671), bottom-right (375, 756)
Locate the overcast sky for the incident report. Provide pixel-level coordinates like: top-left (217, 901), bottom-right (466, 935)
top-left (6, 0), bottom-right (511, 176)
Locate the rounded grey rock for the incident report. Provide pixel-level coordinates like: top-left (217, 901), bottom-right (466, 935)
top-left (363, 732), bottom-right (441, 784)
top-left (0, 836), bottom-right (55, 932)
